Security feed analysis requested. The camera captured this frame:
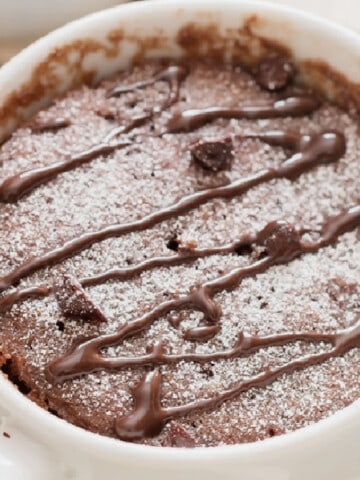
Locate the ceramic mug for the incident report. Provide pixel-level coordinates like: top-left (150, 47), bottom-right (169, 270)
top-left (0, 1), bottom-right (359, 479)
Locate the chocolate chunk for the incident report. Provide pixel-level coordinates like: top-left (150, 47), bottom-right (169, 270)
top-left (162, 422), bottom-right (197, 448)
top-left (166, 236), bottom-right (180, 251)
top-left (259, 221), bottom-right (301, 260)
top-left (53, 275), bottom-right (107, 322)
top-left (256, 54), bottom-right (295, 91)
top-left (191, 138), bottom-right (234, 172)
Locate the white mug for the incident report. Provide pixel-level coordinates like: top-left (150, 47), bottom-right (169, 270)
top-left (0, 1), bottom-right (359, 479)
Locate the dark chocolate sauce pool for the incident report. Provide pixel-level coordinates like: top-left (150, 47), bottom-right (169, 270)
top-left (0, 63), bottom-right (358, 443)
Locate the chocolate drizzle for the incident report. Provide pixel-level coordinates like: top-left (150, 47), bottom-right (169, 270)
top-left (30, 117), bottom-right (71, 133)
top-left (0, 285), bottom-right (51, 313)
top-left (167, 95), bottom-right (320, 133)
top-left (183, 325), bottom-right (220, 341)
top-left (0, 65), bottom-right (191, 203)
top-left (0, 60), bottom-right (358, 444)
top-left (108, 65), bottom-right (189, 109)
top-left (0, 236), bottom-right (253, 312)
top-left (0, 139), bottom-right (131, 202)
top-left (115, 319), bottom-right (360, 441)
top-left (0, 130), bottom-right (344, 292)
top-left (42, 204), bottom-right (360, 441)
top-left (0, 94), bottom-right (320, 203)
top-left (45, 208), bottom-right (360, 386)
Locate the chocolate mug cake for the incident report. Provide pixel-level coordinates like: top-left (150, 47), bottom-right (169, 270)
top-left (0, 47), bottom-right (359, 447)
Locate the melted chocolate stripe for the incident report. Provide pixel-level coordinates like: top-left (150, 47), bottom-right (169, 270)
top-left (309, 204), bottom-right (360, 248)
top-left (241, 130), bottom-right (311, 150)
top-left (30, 117), bottom-right (71, 133)
top-left (45, 203), bottom-right (360, 383)
top-left (183, 325), bottom-right (220, 341)
top-left (48, 325), bottom-right (337, 379)
top-left (105, 66), bottom-right (190, 142)
top-left (0, 237), bottom-right (253, 313)
top-left (115, 319), bottom-right (360, 441)
top-left (0, 92), bottom-right (320, 204)
top-left (103, 115), bottom-right (152, 143)
top-left (0, 285), bottom-right (51, 313)
top-left (0, 130), bottom-right (344, 292)
top-left (0, 140), bottom-right (131, 203)
top-left (45, 255), bottom-right (275, 382)
top-left (167, 96), bottom-right (320, 133)
top-left (80, 238), bottom-right (252, 287)
top-left (107, 65), bottom-right (189, 108)
top-left (0, 66), bottom-right (190, 204)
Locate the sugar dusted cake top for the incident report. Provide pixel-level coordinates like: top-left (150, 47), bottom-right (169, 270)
top-left (0, 56), bottom-right (359, 447)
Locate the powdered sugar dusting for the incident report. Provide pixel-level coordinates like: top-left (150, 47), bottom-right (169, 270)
top-left (0, 60), bottom-right (360, 446)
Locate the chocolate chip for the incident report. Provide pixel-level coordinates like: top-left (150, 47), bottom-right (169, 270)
top-left (267, 426), bottom-right (277, 437)
top-left (258, 221), bottom-right (301, 259)
top-left (166, 237), bottom-right (180, 251)
top-left (56, 320), bottom-right (65, 332)
top-left (162, 422), bottom-right (197, 448)
top-left (53, 274), bottom-right (107, 323)
top-left (191, 138), bottom-right (234, 172)
top-left (256, 54), bottom-right (294, 91)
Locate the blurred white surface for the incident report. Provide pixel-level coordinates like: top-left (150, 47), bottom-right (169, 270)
top-left (0, 1), bottom-right (124, 40)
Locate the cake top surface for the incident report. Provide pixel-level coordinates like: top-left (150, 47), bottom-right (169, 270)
top-left (0, 56), bottom-right (359, 447)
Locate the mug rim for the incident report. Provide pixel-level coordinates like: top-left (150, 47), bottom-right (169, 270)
top-left (1, 0), bottom-right (360, 465)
